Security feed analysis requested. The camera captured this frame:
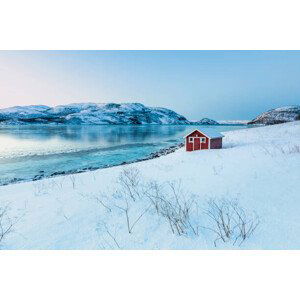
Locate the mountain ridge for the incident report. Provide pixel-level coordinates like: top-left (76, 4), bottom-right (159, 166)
top-left (248, 105), bottom-right (300, 125)
top-left (0, 102), bottom-right (219, 125)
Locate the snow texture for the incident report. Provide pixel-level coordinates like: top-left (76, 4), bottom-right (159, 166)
top-left (0, 121), bottom-right (299, 249)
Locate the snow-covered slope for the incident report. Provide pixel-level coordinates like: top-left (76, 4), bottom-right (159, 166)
top-left (0, 103), bottom-right (193, 125)
top-left (0, 105), bottom-right (50, 122)
top-left (249, 105), bottom-right (300, 125)
top-left (0, 121), bottom-right (299, 249)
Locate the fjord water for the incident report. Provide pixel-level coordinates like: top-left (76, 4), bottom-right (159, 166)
top-left (0, 125), bottom-right (246, 185)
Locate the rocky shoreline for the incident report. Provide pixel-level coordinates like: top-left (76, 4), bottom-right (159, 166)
top-left (0, 142), bottom-right (185, 186)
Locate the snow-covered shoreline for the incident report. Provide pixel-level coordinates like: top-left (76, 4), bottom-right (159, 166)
top-left (1, 122), bottom-right (299, 250)
top-left (0, 142), bottom-right (184, 186)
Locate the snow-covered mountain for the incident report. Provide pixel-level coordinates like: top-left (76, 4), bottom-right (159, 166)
top-left (192, 118), bottom-right (219, 125)
top-left (0, 105), bottom-right (50, 122)
top-left (249, 105), bottom-right (300, 125)
top-left (0, 103), bottom-right (187, 125)
top-left (0, 102), bottom-right (220, 125)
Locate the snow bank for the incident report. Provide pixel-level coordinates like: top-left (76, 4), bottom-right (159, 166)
top-left (0, 121), bottom-right (299, 249)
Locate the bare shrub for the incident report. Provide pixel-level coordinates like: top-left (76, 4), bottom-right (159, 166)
top-left (0, 206), bottom-right (14, 245)
top-left (69, 174), bottom-right (76, 189)
top-left (113, 191), bottom-right (151, 234)
top-left (117, 168), bottom-right (141, 202)
top-left (97, 221), bottom-right (121, 249)
top-left (260, 144), bottom-right (275, 157)
top-left (231, 203), bottom-right (260, 244)
top-left (203, 199), bottom-right (259, 247)
top-left (50, 177), bottom-right (65, 189)
top-left (112, 167), bottom-right (151, 234)
top-left (145, 180), bottom-right (199, 236)
top-left (96, 168), bottom-right (260, 248)
top-left (291, 145), bottom-right (300, 153)
top-left (32, 181), bottom-right (49, 196)
top-left (143, 180), bottom-right (165, 215)
top-left (99, 173), bottom-right (198, 239)
top-left (277, 144), bottom-right (300, 154)
top-left (261, 143), bottom-right (300, 156)
top-left (87, 192), bottom-right (112, 213)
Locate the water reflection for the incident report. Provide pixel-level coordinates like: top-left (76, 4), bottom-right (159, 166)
top-left (0, 125), bottom-right (188, 144)
top-left (0, 124), bottom-right (247, 185)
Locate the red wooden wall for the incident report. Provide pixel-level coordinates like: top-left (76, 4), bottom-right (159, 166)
top-left (185, 130), bottom-right (223, 151)
top-left (210, 138), bottom-right (222, 149)
top-left (185, 130), bottom-right (209, 151)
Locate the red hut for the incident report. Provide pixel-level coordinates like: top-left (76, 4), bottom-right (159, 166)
top-left (185, 129), bottom-right (224, 151)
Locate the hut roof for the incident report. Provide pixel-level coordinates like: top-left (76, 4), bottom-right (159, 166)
top-left (184, 129), bottom-right (224, 139)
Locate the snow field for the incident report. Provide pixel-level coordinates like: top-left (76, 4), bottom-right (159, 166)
top-left (0, 121), bottom-right (299, 249)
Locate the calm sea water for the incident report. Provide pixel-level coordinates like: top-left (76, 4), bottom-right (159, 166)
top-left (0, 125), bottom-right (247, 185)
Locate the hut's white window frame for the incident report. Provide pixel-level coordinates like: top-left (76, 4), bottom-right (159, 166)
top-left (189, 137), bottom-right (193, 142)
top-left (200, 137), bottom-right (206, 143)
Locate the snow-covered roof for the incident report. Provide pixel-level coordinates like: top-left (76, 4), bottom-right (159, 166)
top-left (184, 128), bottom-right (224, 139)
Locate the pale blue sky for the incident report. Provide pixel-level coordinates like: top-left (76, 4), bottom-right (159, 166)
top-left (0, 50), bottom-right (300, 120)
